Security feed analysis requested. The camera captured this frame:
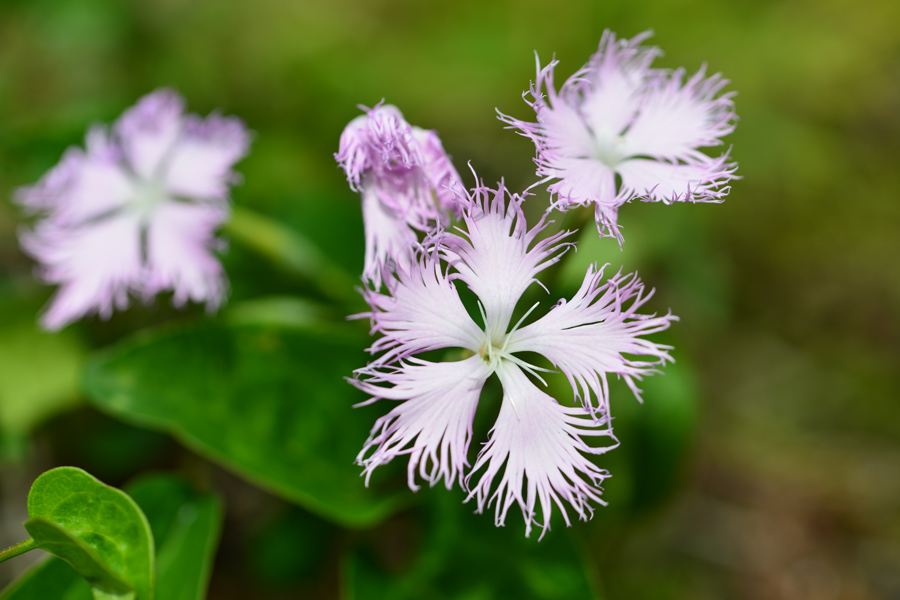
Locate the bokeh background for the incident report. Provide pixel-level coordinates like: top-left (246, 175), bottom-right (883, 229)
top-left (1, 0), bottom-right (899, 598)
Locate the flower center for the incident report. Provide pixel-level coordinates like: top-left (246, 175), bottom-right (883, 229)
top-left (130, 178), bottom-right (167, 223)
top-left (592, 135), bottom-right (627, 168)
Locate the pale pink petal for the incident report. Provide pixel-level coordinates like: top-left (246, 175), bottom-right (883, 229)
top-left (503, 30), bottom-right (738, 243)
top-left (115, 88), bottom-right (185, 180)
top-left (622, 66), bottom-right (736, 163)
top-left (498, 57), bottom-right (595, 183)
top-left (466, 363), bottom-right (616, 539)
top-left (15, 127), bottom-right (136, 226)
top-left (411, 126), bottom-right (464, 217)
top-left (335, 104), bottom-right (425, 212)
top-left (546, 158), bottom-right (617, 212)
top-left (360, 243), bottom-right (484, 366)
top-left (360, 184), bottom-right (419, 290)
top-left (616, 154), bottom-right (736, 205)
top-left (163, 113), bottom-right (250, 201)
top-left (506, 264), bottom-right (677, 415)
top-left (21, 213), bottom-right (143, 330)
top-left (336, 104), bottom-right (462, 288)
top-left (576, 30), bottom-right (659, 144)
top-left (353, 356), bottom-right (491, 490)
top-left (144, 201), bottom-right (228, 309)
top-left (440, 181), bottom-right (572, 339)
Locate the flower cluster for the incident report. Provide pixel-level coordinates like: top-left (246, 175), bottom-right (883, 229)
top-left (340, 30), bottom-right (736, 537)
top-left (501, 30), bottom-right (738, 243)
top-left (17, 89), bottom-right (250, 330)
top-left (351, 180), bottom-right (678, 537)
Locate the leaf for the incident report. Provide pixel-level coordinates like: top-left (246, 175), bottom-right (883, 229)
top-left (0, 306), bottom-right (85, 452)
top-left (344, 491), bottom-right (598, 600)
top-left (1, 474), bottom-right (223, 600)
top-left (124, 475), bottom-right (223, 600)
top-left (22, 467), bottom-right (154, 600)
top-left (0, 556), bottom-right (91, 600)
top-left (84, 324), bottom-right (405, 527)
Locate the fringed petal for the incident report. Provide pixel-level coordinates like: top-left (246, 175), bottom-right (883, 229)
top-left (353, 356), bottom-right (490, 490)
top-left (440, 179), bottom-right (573, 338)
top-left (506, 264), bottom-right (678, 415)
top-left (466, 363), bottom-right (616, 539)
top-left (144, 201), bottom-right (229, 309)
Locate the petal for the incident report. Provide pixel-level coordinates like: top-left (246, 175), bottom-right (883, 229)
top-left (622, 66), bottom-right (736, 163)
top-left (577, 30), bottom-right (659, 143)
top-left (361, 238), bottom-right (484, 366)
top-left (506, 264), bottom-right (678, 415)
top-left (616, 154), bottom-right (737, 205)
top-left (336, 104), bottom-right (453, 235)
top-left (352, 356), bottom-right (491, 491)
top-left (15, 127), bottom-right (136, 226)
top-left (410, 126), bottom-right (464, 217)
top-left (466, 363), bottom-right (616, 539)
top-left (21, 213), bottom-right (143, 330)
top-left (498, 56), bottom-right (596, 181)
top-left (546, 158), bottom-right (617, 212)
top-left (144, 201), bottom-right (228, 309)
top-left (163, 113), bottom-right (250, 201)
top-left (441, 182), bottom-right (572, 339)
top-left (361, 184), bottom-right (420, 290)
top-left (115, 88), bottom-right (185, 180)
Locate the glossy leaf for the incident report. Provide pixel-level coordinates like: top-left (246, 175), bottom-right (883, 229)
top-left (1, 473), bottom-right (223, 600)
top-left (125, 475), bottom-right (223, 600)
top-left (22, 467), bottom-right (154, 600)
top-left (84, 324), bottom-right (405, 527)
top-left (0, 556), bottom-right (91, 600)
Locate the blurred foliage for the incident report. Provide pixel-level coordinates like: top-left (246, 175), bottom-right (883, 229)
top-left (0, 0), bottom-right (898, 598)
top-left (83, 323), bottom-right (407, 528)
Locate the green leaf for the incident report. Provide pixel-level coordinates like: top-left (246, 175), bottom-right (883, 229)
top-left (344, 492), bottom-right (598, 600)
top-left (1, 473), bottom-right (223, 600)
top-left (84, 324), bottom-right (405, 527)
top-left (22, 467), bottom-right (154, 600)
top-left (0, 308), bottom-right (85, 452)
top-left (0, 556), bottom-right (91, 600)
top-left (124, 475), bottom-right (223, 600)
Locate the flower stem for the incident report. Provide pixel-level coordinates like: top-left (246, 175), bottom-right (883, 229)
top-left (0, 538), bottom-right (37, 564)
top-left (225, 206), bottom-right (357, 304)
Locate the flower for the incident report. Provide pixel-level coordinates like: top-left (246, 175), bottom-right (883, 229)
top-left (17, 89), bottom-right (250, 330)
top-left (351, 178), bottom-right (678, 538)
top-left (335, 103), bottom-right (462, 288)
top-left (501, 30), bottom-right (738, 243)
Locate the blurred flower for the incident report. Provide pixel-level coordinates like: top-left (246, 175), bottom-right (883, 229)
top-left (502, 30), bottom-right (738, 243)
top-left (335, 103), bottom-right (462, 288)
top-left (351, 178), bottom-right (677, 538)
top-left (17, 89), bottom-right (250, 330)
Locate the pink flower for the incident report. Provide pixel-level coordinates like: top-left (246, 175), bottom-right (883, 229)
top-left (501, 30), bottom-right (738, 243)
top-left (351, 178), bottom-right (678, 538)
top-left (335, 104), bottom-right (462, 288)
top-left (17, 89), bottom-right (250, 330)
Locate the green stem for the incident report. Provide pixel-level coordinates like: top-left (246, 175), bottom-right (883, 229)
top-left (224, 206), bottom-right (357, 304)
top-left (0, 538), bottom-right (37, 564)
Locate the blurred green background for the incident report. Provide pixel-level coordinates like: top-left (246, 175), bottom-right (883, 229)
top-left (1, 0), bottom-right (899, 598)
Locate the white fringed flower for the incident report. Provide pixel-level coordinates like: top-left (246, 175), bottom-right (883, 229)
top-left (335, 104), bottom-right (462, 288)
top-left (351, 178), bottom-right (677, 538)
top-left (501, 30), bottom-right (738, 243)
top-left (17, 89), bottom-right (250, 330)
